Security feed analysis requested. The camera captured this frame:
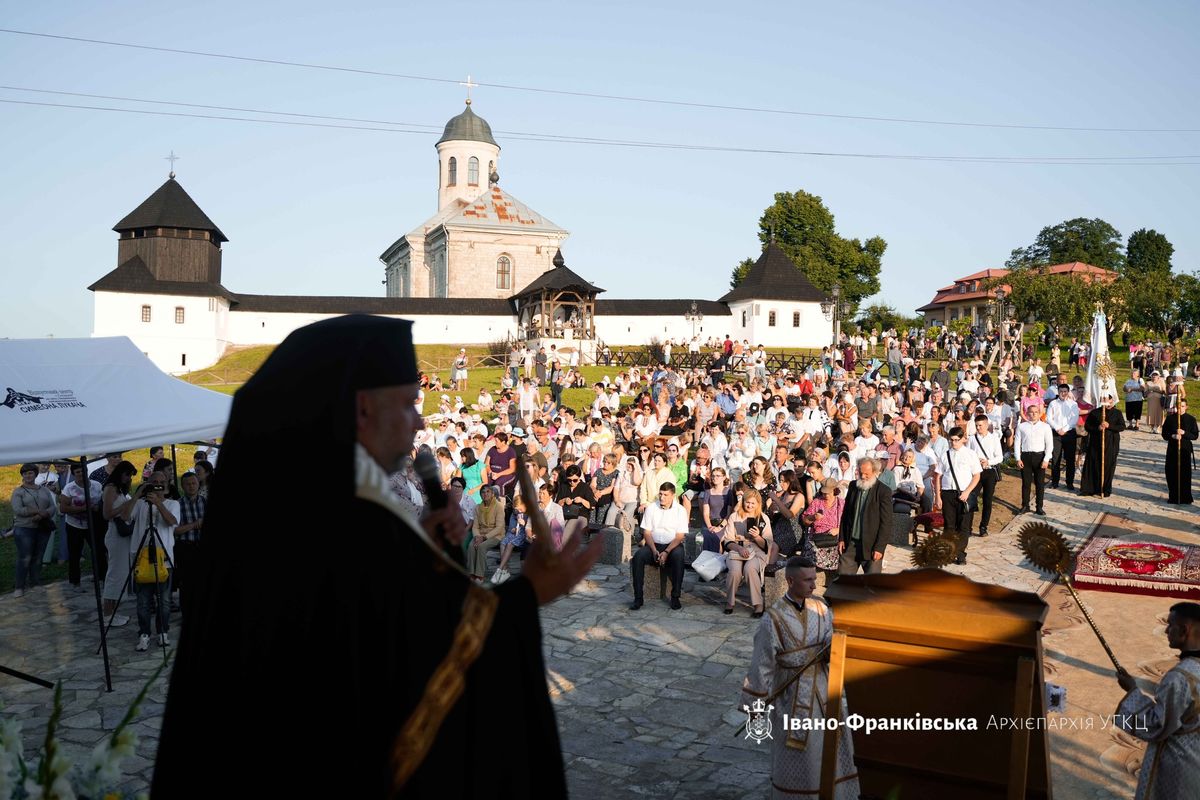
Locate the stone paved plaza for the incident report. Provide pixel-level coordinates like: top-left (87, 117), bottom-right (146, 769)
top-left (2, 429), bottom-right (1195, 797)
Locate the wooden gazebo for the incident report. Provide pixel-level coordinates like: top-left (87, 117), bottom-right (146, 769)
top-left (511, 249), bottom-right (603, 341)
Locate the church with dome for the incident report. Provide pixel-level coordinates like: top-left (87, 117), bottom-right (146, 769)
top-left (380, 101), bottom-right (568, 299)
top-left (89, 102), bottom-right (832, 374)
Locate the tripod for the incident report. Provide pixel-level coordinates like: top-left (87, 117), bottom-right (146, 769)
top-left (96, 492), bottom-right (175, 658)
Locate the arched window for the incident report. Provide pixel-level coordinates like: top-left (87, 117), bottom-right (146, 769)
top-left (447, 157), bottom-right (457, 186)
top-left (468, 156), bottom-right (479, 185)
top-left (496, 255), bottom-right (512, 290)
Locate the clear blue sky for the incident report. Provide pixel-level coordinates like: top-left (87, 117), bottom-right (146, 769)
top-left (2, 0), bottom-right (1198, 338)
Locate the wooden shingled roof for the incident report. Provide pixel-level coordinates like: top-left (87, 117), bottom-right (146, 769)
top-left (113, 178), bottom-right (228, 243)
top-left (511, 250), bottom-right (603, 298)
top-left (88, 256), bottom-right (234, 300)
top-left (718, 242), bottom-right (828, 303)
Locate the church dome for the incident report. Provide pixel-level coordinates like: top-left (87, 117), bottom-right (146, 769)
top-left (437, 103), bottom-right (498, 147)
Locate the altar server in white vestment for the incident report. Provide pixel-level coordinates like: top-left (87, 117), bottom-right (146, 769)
top-left (1115, 601), bottom-right (1200, 800)
top-left (738, 556), bottom-right (860, 799)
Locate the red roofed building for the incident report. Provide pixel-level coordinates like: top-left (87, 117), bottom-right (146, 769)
top-left (916, 263), bottom-right (1116, 326)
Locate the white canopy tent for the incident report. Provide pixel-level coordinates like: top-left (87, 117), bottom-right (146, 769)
top-left (1, 336), bottom-right (232, 692)
top-left (0, 336), bottom-right (232, 466)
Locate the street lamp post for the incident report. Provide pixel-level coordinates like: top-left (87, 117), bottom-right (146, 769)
top-left (821, 283), bottom-right (843, 348)
top-left (684, 300), bottom-right (703, 339)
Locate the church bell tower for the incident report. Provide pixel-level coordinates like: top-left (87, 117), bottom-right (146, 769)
top-left (435, 100), bottom-right (501, 211)
top-left (112, 173), bottom-right (227, 284)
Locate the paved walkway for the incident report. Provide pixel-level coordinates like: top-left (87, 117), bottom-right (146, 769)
top-left (0, 428), bottom-right (1192, 798)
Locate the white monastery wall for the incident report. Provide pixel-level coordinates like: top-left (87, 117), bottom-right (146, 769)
top-left (93, 291), bottom-right (229, 375)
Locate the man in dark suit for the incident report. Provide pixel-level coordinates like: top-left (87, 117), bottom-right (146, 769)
top-left (838, 456), bottom-right (892, 575)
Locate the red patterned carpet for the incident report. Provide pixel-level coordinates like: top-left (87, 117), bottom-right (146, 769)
top-left (1073, 513), bottom-right (1200, 598)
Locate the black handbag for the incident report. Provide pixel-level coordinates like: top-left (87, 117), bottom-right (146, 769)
top-left (811, 533), bottom-right (838, 549)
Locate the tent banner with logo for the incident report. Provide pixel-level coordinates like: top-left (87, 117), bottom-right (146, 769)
top-left (0, 336), bottom-right (232, 466)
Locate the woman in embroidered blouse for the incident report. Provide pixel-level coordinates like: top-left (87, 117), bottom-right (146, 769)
top-left (638, 452), bottom-right (676, 514)
top-left (801, 477), bottom-right (844, 584)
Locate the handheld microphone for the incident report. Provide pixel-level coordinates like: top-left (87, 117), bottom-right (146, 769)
top-left (412, 452), bottom-right (465, 567)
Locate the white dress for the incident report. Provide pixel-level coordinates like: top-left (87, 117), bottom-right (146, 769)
top-left (1117, 657), bottom-right (1200, 799)
top-left (102, 492), bottom-right (132, 602)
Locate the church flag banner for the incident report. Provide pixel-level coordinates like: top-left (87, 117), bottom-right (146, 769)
top-left (1083, 309), bottom-right (1117, 407)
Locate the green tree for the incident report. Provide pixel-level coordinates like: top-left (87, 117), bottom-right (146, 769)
top-left (1005, 217), bottom-right (1125, 272)
top-left (1175, 272), bottom-right (1200, 328)
top-left (988, 269), bottom-right (1113, 337)
top-left (1124, 269), bottom-right (1180, 333)
top-left (729, 190), bottom-right (886, 303)
top-left (947, 317), bottom-right (973, 338)
top-left (729, 257), bottom-right (755, 289)
top-left (856, 303), bottom-right (922, 333)
top-left (1125, 228), bottom-right (1174, 277)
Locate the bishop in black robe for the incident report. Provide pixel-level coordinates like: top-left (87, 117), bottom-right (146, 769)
top-left (152, 316), bottom-right (592, 798)
top-left (1079, 400), bottom-right (1125, 497)
top-left (1163, 405), bottom-right (1198, 504)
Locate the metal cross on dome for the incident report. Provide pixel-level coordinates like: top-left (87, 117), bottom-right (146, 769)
top-left (459, 75), bottom-right (478, 105)
top-left (164, 150), bottom-right (180, 178)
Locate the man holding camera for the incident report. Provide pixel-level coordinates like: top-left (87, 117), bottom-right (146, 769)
top-left (129, 471), bottom-right (179, 651)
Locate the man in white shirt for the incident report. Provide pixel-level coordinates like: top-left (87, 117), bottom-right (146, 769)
top-left (58, 463), bottom-right (105, 592)
top-left (796, 396), bottom-right (828, 445)
top-left (968, 415), bottom-right (1004, 537)
top-left (630, 482), bottom-right (689, 611)
top-left (939, 426), bottom-right (983, 565)
top-left (1016, 404), bottom-right (1054, 515)
top-left (1045, 382), bottom-right (1081, 491)
top-left (982, 396), bottom-right (1009, 449)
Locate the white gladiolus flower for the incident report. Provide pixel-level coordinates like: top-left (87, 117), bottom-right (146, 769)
top-left (112, 727), bottom-right (138, 758)
top-left (50, 771), bottom-right (77, 800)
top-left (0, 758), bottom-right (15, 800)
top-left (0, 718), bottom-right (21, 751)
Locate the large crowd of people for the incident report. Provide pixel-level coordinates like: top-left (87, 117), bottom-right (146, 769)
top-left (392, 328), bottom-right (1196, 604)
top-left (7, 324), bottom-right (1195, 635)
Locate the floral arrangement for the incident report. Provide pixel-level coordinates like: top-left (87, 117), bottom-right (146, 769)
top-left (0, 657), bottom-right (167, 800)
